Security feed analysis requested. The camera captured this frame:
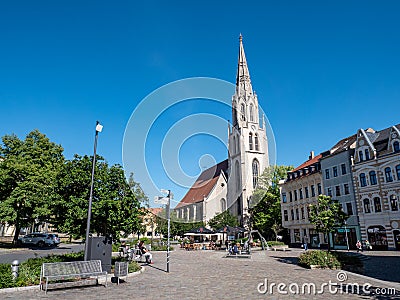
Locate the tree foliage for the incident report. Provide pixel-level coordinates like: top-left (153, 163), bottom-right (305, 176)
top-left (56, 155), bottom-right (144, 240)
top-left (309, 194), bottom-right (348, 251)
top-left (0, 130), bottom-right (64, 243)
top-left (249, 165), bottom-right (293, 239)
top-left (0, 130), bottom-right (147, 242)
top-left (207, 210), bottom-right (238, 231)
top-left (155, 210), bottom-right (205, 237)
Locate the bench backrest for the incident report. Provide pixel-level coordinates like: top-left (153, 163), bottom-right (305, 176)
top-left (42, 260), bottom-right (103, 277)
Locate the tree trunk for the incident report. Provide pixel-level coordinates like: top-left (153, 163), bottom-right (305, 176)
top-left (13, 225), bottom-right (21, 245)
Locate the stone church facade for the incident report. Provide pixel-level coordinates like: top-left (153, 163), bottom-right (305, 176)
top-left (175, 36), bottom-right (270, 226)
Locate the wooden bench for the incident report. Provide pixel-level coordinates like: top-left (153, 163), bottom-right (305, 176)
top-left (40, 260), bottom-right (108, 293)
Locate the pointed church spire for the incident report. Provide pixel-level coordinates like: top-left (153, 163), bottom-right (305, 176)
top-left (236, 34), bottom-right (253, 95)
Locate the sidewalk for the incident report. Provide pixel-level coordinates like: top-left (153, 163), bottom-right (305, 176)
top-left (2, 248), bottom-right (399, 299)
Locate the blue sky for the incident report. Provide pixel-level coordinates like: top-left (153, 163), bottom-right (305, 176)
top-left (1, 1), bottom-right (399, 205)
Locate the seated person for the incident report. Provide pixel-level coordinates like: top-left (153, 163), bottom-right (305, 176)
top-left (138, 241), bottom-right (153, 264)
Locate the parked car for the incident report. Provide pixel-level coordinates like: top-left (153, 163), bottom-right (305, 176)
top-left (48, 233), bottom-right (61, 246)
top-left (17, 233), bottom-right (54, 247)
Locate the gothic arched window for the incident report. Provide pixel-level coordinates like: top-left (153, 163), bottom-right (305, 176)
top-left (249, 133), bottom-right (253, 150)
top-left (235, 161), bottom-right (240, 192)
top-left (232, 136), bottom-right (236, 154)
top-left (252, 159), bottom-right (259, 189)
top-left (249, 103), bottom-right (254, 122)
top-left (220, 198), bottom-right (226, 212)
top-left (240, 104), bottom-right (245, 121)
top-left (254, 134), bottom-right (259, 151)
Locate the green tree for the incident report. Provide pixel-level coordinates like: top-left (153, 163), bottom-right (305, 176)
top-left (249, 165), bottom-right (293, 239)
top-left (207, 211), bottom-right (238, 231)
top-left (309, 194), bottom-right (348, 251)
top-left (55, 154), bottom-right (144, 240)
top-left (0, 130), bottom-right (64, 243)
top-left (154, 209), bottom-right (205, 237)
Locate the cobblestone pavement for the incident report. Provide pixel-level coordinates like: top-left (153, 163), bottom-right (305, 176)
top-left (361, 250), bottom-right (400, 283)
top-left (3, 248), bottom-right (400, 300)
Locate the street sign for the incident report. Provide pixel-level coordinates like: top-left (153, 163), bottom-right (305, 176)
top-left (154, 196), bottom-right (169, 204)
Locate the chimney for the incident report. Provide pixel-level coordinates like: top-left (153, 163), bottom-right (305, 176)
top-left (309, 151), bottom-right (315, 160)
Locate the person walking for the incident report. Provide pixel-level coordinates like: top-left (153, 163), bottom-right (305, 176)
top-left (356, 240), bottom-right (362, 252)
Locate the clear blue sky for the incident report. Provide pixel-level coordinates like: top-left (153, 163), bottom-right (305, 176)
top-left (1, 1), bottom-right (399, 205)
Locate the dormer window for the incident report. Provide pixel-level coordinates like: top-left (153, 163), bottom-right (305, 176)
top-left (359, 151), bottom-right (364, 162)
top-left (394, 141), bottom-right (400, 153)
top-left (365, 149), bottom-right (370, 160)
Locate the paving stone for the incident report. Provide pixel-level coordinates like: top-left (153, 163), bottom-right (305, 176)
top-left (3, 248), bottom-right (400, 299)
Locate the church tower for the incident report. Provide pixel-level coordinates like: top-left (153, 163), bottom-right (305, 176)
top-left (227, 35), bottom-right (269, 226)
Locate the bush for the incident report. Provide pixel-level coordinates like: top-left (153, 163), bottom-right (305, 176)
top-left (298, 250), bottom-right (341, 269)
top-left (151, 245), bottom-right (173, 251)
top-left (128, 261), bottom-right (141, 273)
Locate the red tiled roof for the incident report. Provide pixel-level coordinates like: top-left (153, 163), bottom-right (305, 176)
top-left (147, 208), bottom-right (163, 216)
top-left (175, 160), bottom-right (228, 209)
top-left (292, 154), bottom-right (322, 172)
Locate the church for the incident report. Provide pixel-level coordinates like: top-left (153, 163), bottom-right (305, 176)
top-left (175, 36), bottom-right (270, 227)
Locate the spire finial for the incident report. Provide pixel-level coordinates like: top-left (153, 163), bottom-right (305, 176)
top-left (239, 33), bottom-right (243, 41)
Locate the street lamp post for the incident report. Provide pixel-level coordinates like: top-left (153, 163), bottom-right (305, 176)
top-left (84, 121), bottom-right (103, 261)
top-left (344, 221), bottom-right (350, 251)
top-left (155, 189), bottom-right (172, 272)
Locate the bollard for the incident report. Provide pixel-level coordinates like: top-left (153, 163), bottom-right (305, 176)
top-left (11, 260), bottom-right (19, 279)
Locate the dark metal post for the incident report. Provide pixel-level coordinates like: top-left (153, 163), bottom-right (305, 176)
top-left (84, 121), bottom-right (101, 261)
top-left (166, 190), bottom-right (171, 273)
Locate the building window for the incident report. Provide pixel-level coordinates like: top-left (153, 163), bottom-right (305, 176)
top-left (396, 165), bottom-right (400, 181)
top-left (294, 190), bottom-right (298, 201)
top-left (305, 187), bottom-right (309, 198)
top-left (284, 210), bottom-right (288, 221)
top-left (249, 103), bottom-right (254, 122)
top-left (368, 171), bottom-right (377, 185)
top-left (325, 169), bottom-right (330, 179)
top-left (373, 197), bottom-right (382, 213)
top-left (249, 133), bottom-right (253, 150)
top-left (252, 159), bottom-right (259, 189)
top-left (232, 136), bottom-right (236, 154)
top-left (333, 166), bottom-right (338, 177)
top-left (235, 161), bottom-right (240, 192)
top-left (393, 141), bottom-right (400, 152)
top-left (254, 134), bottom-right (259, 151)
top-left (335, 185), bottom-right (341, 197)
top-left (240, 103), bottom-right (245, 121)
top-left (359, 151), bottom-right (364, 162)
top-left (341, 163), bottom-right (347, 175)
top-left (307, 206), bottom-right (310, 219)
top-left (363, 199), bottom-right (371, 213)
top-left (327, 187), bottom-right (332, 197)
top-left (365, 149), bottom-right (370, 160)
top-left (346, 203), bottom-right (353, 215)
top-left (385, 167), bottom-right (393, 182)
top-left (291, 209), bottom-right (294, 221)
top-left (289, 191), bottom-right (293, 202)
top-left (236, 137), bottom-right (240, 153)
top-left (360, 173), bottom-right (367, 187)
top-left (220, 198), bottom-right (226, 211)
top-left (311, 185), bottom-right (315, 197)
top-left (344, 183), bottom-right (350, 195)
top-left (390, 195), bottom-right (398, 211)
top-left (296, 208), bottom-right (299, 220)
top-left (301, 207), bottom-right (305, 219)
top-left (282, 193), bottom-right (287, 203)
top-left (299, 189), bottom-right (303, 199)
top-left (317, 183), bottom-right (322, 195)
